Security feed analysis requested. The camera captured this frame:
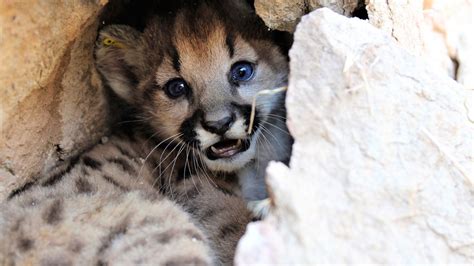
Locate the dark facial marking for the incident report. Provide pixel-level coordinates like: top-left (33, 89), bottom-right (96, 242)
top-left (179, 109), bottom-right (202, 145)
top-left (170, 45), bottom-right (181, 73)
top-left (102, 175), bottom-right (128, 191)
top-left (82, 156), bottom-right (102, 170)
top-left (119, 59), bottom-right (139, 87)
top-left (143, 78), bottom-right (160, 103)
top-left (231, 102), bottom-right (260, 133)
top-left (107, 157), bottom-right (136, 175)
top-left (42, 199), bottom-right (63, 225)
top-left (225, 33), bottom-right (235, 58)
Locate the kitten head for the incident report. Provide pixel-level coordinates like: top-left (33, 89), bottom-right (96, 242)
top-left (95, 0), bottom-right (289, 172)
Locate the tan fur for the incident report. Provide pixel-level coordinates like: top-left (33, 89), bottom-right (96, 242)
top-left (95, 0), bottom-right (291, 201)
top-left (95, 1), bottom-right (288, 146)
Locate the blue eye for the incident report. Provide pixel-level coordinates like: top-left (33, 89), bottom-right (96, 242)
top-left (230, 61), bottom-right (255, 83)
top-left (164, 78), bottom-right (189, 99)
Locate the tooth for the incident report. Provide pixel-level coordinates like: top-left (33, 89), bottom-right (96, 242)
top-left (211, 146), bottom-right (219, 154)
top-left (236, 139), bottom-right (242, 147)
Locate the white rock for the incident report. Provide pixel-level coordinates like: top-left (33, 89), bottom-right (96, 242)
top-left (420, 0), bottom-right (473, 85)
top-left (236, 8), bottom-right (473, 264)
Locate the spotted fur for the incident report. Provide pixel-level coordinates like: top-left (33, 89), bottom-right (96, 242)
top-left (0, 133), bottom-right (251, 265)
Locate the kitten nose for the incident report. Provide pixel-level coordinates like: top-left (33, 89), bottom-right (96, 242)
top-left (202, 114), bottom-right (235, 135)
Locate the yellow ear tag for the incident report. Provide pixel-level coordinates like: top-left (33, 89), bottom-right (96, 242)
top-left (103, 38), bottom-right (125, 48)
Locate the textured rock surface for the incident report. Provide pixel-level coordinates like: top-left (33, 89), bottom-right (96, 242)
top-left (422, 0), bottom-right (473, 88)
top-left (236, 9), bottom-right (473, 264)
top-left (254, 0), bottom-right (306, 32)
top-left (307, 0), bottom-right (360, 15)
top-left (255, 0), bottom-right (473, 88)
top-left (0, 1), bottom-right (108, 199)
top-left (255, 0), bottom-right (358, 32)
top-left (365, 0), bottom-right (425, 55)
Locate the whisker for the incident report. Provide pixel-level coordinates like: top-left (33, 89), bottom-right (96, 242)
top-left (265, 113), bottom-right (287, 120)
top-left (182, 144), bottom-right (191, 191)
top-left (257, 126), bottom-right (277, 153)
top-left (247, 86), bottom-right (287, 135)
top-left (187, 144), bottom-right (202, 197)
top-left (153, 140), bottom-right (182, 176)
top-left (195, 150), bottom-right (217, 188)
top-left (260, 120), bottom-right (291, 136)
top-left (137, 133), bottom-right (180, 181)
top-left (165, 142), bottom-right (187, 198)
top-left (191, 145), bottom-right (204, 187)
top-left (116, 119), bottom-right (148, 126)
top-left (149, 135), bottom-right (183, 190)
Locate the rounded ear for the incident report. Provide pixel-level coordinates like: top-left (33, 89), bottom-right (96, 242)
top-left (95, 25), bottom-right (143, 102)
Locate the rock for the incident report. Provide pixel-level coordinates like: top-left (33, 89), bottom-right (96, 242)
top-left (1, 1), bottom-right (472, 261)
top-left (254, 0), bottom-right (473, 88)
top-left (421, 0), bottom-right (473, 88)
top-left (457, 31), bottom-right (473, 90)
top-left (365, 0), bottom-right (425, 55)
top-left (0, 1), bottom-right (109, 199)
top-left (307, 0), bottom-right (359, 16)
top-left (235, 8), bottom-right (473, 264)
top-left (254, 0), bottom-right (358, 32)
top-left (254, 0), bottom-right (307, 32)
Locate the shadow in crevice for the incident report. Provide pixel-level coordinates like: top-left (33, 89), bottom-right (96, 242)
top-left (352, 0), bottom-right (369, 20)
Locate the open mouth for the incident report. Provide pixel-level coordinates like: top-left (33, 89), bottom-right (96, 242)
top-left (206, 138), bottom-right (251, 160)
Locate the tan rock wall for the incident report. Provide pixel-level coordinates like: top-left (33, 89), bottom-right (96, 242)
top-left (255, 0), bottom-right (359, 32)
top-left (0, 1), bottom-right (109, 199)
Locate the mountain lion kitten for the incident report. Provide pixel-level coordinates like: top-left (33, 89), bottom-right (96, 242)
top-left (96, 0), bottom-right (292, 202)
top-left (0, 0), bottom-right (291, 265)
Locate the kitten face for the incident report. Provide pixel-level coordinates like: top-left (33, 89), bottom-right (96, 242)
top-left (95, 0), bottom-right (289, 172)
